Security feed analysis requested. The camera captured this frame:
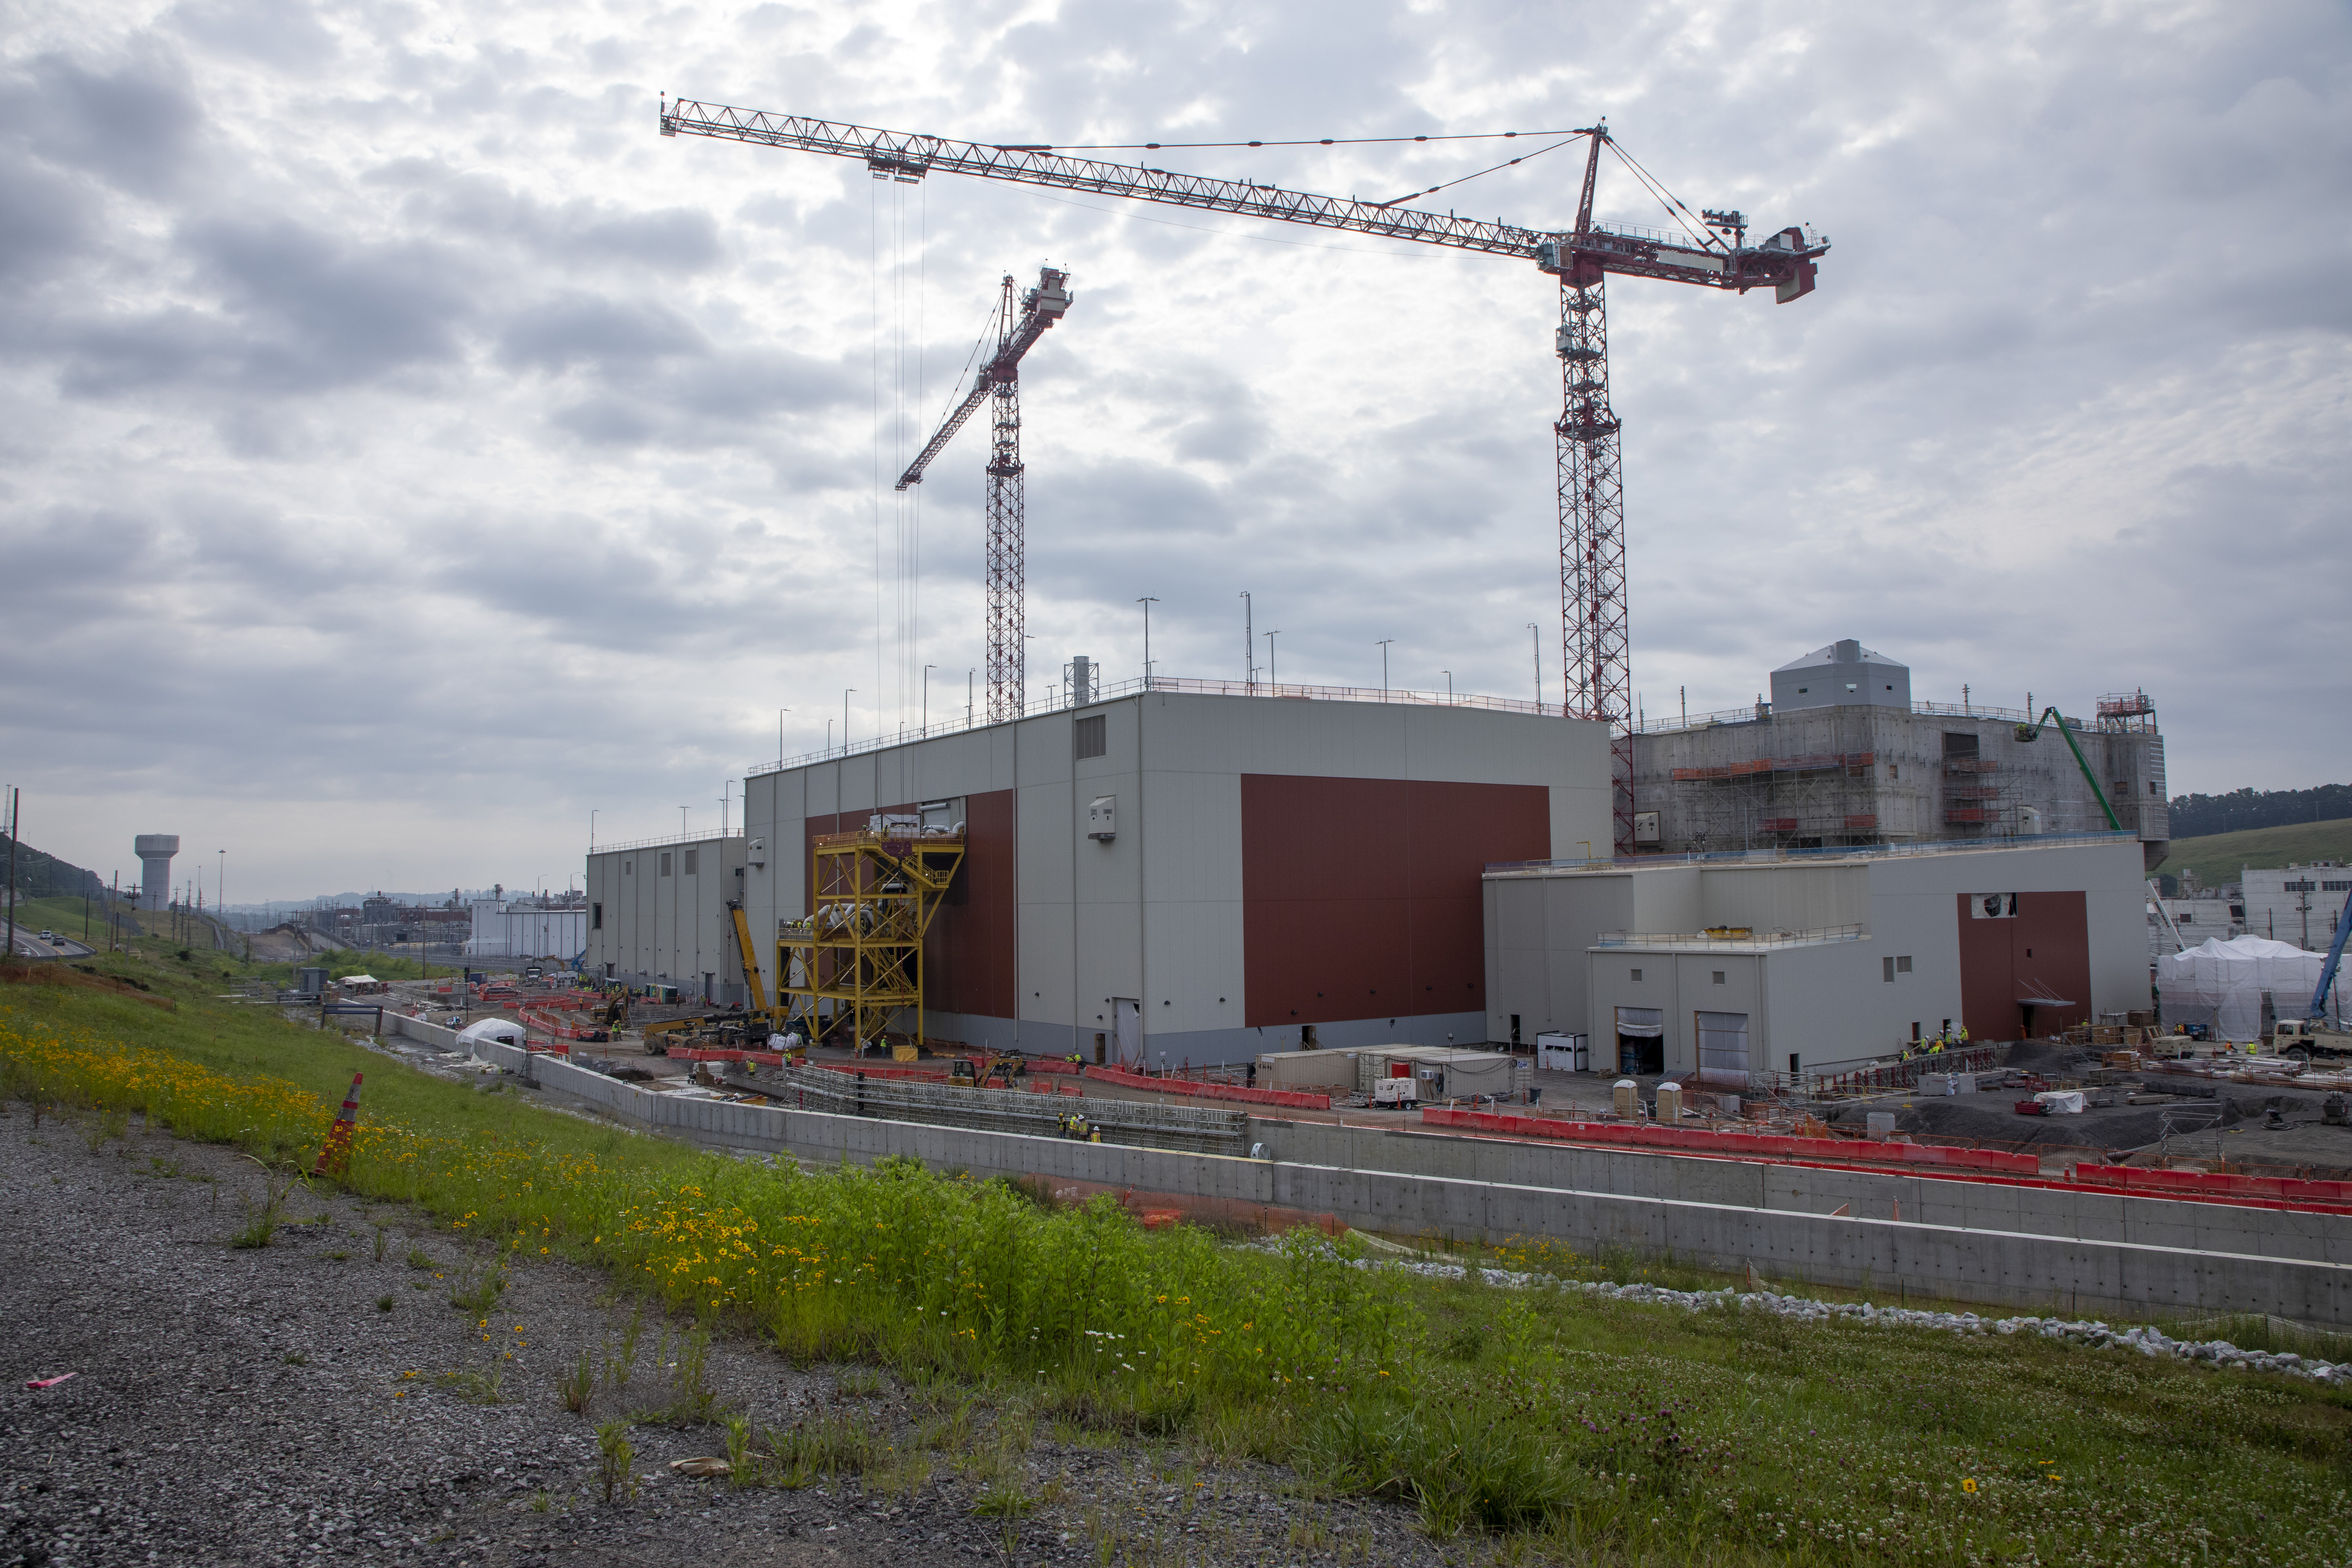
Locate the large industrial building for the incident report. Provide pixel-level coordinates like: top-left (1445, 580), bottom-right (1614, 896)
top-left (732, 681), bottom-right (1612, 1065)
top-left (579, 644), bottom-right (2182, 1063)
top-left (583, 834), bottom-right (750, 1001)
top-left (2241, 863), bottom-right (2352, 952)
top-left (1484, 833), bottom-right (2150, 1079)
top-left (1629, 640), bottom-right (2169, 872)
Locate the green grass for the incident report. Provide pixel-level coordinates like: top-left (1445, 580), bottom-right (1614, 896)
top-left (2156, 818), bottom-right (2352, 892)
top-left (2, 951), bottom-right (2349, 1563)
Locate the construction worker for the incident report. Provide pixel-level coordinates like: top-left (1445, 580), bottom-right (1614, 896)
top-left (1087, 1124), bottom-right (1102, 1143)
top-left (1953, 1024), bottom-right (1970, 1046)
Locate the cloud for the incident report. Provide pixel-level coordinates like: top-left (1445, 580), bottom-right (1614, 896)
top-left (1, 0), bottom-right (2347, 899)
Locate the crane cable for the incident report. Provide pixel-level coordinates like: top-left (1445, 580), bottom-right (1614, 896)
top-left (993, 129), bottom-right (1586, 152)
top-left (1372, 134), bottom-right (1584, 209)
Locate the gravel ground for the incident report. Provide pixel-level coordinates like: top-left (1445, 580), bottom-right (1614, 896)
top-left (0, 1105), bottom-right (1459, 1568)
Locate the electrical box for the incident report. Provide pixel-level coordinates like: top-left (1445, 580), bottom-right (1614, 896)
top-left (1633, 811), bottom-right (1660, 844)
top-left (748, 837), bottom-right (766, 867)
top-left (1087, 795), bottom-right (1116, 841)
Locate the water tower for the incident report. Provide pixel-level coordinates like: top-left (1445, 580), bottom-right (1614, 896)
top-left (134, 834), bottom-right (180, 911)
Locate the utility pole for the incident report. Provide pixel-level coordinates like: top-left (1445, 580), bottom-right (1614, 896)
top-left (1239, 591), bottom-right (1254, 690)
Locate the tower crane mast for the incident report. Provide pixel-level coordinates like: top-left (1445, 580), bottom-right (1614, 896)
top-left (662, 99), bottom-right (1827, 850)
top-left (896, 267), bottom-right (1072, 724)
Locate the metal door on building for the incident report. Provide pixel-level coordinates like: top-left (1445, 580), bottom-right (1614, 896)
top-left (1694, 1011), bottom-right (1751, 1086)
top-left (1113, 998), bottom-right (1141, 1069)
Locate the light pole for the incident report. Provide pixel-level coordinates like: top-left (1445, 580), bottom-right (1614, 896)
top-left (1138, 597), bottom-right (1160, 688)
top-left (1239, 591), bottom-right (1254, 689)
top-left (1377, 639), bottom-right (1393, 701)
top-left (1265, 630), bottom-right (1280, 686)
top-left (1444, 669), bottom-right (1452, 702)
top-left (967, 668), bottom-right (975, 726)
top-left (777, 708), bottom-right (790, 767)
top-left (720, 784), bottom-right (732, 840)
top-left (844, 689), bottom-right (855, 752)
top-left (1527, 623), bottom-right (1542, 715)
top-left (680, 807), bottom-right (690, 840)
top-left (589, 809), bottom-right (598, 852)
top-left (923, 666), bottom-right (935, 733)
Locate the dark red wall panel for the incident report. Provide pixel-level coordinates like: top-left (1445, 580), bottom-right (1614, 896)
top-left (1241, 776), bottom-right (1550, 1028)
top-left (1956, 891), bottom-right (2092, 1041)
top-left (927, 788), bottom-right (1016, 1021)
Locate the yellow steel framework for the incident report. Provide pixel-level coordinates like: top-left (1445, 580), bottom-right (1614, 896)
top-left (725, 899), bottom-right (770, 1014)
top-left (779, 822), bottom-right (965, 1048)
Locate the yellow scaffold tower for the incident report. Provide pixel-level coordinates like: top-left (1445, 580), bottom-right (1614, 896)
top-left (779, 816), bottom-right (965, 1050)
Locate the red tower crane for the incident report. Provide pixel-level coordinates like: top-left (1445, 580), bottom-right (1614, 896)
top-left (895, 267), bottom-right (1072, 724)
top-left (660, 100), bottom-right (1827, 851)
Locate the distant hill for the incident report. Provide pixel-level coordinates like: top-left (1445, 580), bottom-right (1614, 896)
top-left (2167, 784), bottom-right (2351, 840)
top-left (2153, 820), bottom-right (2352, 893)
top-left (0, 836), bottom-right (104, 901)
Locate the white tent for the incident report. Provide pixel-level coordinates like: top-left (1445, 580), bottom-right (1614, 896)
top-left (2156, 936), bottom-right (2339, 1042)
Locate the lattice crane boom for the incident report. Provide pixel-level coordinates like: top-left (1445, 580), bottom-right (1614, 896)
top-left (889, 268), bottom-right (1071, 723)
top-left (662, 98), bottom-right (1827, 848)
top-left (896, 268), bottom-right (1072, 492)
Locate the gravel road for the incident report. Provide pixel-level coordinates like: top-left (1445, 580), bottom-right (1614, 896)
top-left (0, 1105), bottom-right (1456, 1568)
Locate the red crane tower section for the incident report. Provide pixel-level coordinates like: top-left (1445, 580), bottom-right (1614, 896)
top-left (895, 267), bottom-right (1073, 724)
top-left (661, 102), bottom-right (1827, 851)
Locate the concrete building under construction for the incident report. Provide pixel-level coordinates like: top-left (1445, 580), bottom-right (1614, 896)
top-left (1629, 640), bottom-right (2169, 871)
top-left (737, 680), bottom-right (1613, 1066)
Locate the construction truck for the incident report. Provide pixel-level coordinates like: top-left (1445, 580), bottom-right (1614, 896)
top-left (2271, 889), bottom-right (2352, 1066)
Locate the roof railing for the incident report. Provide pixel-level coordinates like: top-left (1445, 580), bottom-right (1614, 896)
top-left (1488, 827), bottom-right (2137, 875)
top-left (747, 674), bottom-right (1565, 776)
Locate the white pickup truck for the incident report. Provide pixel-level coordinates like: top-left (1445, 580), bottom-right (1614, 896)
top-left (2269, 1018), bottom-right (2352, 1065)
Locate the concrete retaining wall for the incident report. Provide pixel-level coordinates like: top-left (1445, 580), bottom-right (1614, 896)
top-left (1245, 1119), bottom-right (2352, 1268)
top-left (385, 1012), bottom-right (468, 1051)
top-left (462, 1046), bottom-right (2352, 1325)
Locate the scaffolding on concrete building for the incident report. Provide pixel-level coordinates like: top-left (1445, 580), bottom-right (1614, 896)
top-left (778, 819), bottom-right (965, 1050)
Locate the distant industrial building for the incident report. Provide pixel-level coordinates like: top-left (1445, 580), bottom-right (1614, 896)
top-left (2240, 863), bottom-right (2352, 952)
top-left (2148, 892), bottom-right (2241, 959)
top-left (1629, 640), bottom-right (2169, 872)
top-left (583, 835), bottom-right (749, 1000)
top-left (1484, 834), bottom-right (2149, 1078)
top-left (734, 682), bottom-right (1611, 1065)
top-left (466, 894), bottom-right (590, 962)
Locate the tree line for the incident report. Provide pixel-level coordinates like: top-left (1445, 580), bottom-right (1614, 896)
top-left (2168, 784), bottom-right (2352, 840)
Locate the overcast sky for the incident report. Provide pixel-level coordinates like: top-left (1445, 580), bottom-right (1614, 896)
top-left (3, 0), bottom-right (2346, 902)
